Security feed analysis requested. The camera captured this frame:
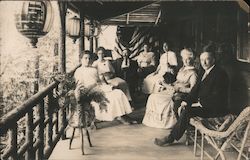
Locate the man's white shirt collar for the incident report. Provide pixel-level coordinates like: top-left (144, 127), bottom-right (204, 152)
top-left (201, 65), bottom-right (215, 81)
top-left (205, 65), bottom-right (215, 75)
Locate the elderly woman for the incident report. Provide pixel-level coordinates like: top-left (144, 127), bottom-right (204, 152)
top-left (172, 48), bottom-right (198, 118)
top-left (92, 47), bottom-right (132, 101)
top-left (142, 48), bottom-right (197, 129)
top-left (142, 42), bottom-right (178, 94)
top-left (74, 52), bottom-right (133, 123)
top-left (136, 44), bottom-right (156, 91)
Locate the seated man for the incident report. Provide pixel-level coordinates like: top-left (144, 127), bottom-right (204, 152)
top-left (154, 48), bottom-right (230, 146)
top-left (121, 49), bottom-right (139, 101)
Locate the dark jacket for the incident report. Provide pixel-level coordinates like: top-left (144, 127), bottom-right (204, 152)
top-left (185, 65), bottom-right (229, 115)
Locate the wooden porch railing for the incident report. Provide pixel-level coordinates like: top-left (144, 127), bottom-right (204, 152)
top-left (0, 67), bottom-right (78, 160)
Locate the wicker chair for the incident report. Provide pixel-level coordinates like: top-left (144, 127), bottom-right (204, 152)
top-left (190, 106), bottom-right (250, 160)
top-left (189, 114), bottom-right (236, 157)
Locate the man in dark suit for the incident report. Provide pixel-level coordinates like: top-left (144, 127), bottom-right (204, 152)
top-left (114, 49), bottom-right (139, 101)
top-left (154, 51), bottom-right (229, 146)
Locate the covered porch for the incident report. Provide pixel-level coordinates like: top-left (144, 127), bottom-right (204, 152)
top-left (0, 1), bottom-right (249, 160)
top-left (49, 107), bottom-right (241, 160)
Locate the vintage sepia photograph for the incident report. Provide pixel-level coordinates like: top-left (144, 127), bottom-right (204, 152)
top-left (0, 0), bottom-right (249, 160)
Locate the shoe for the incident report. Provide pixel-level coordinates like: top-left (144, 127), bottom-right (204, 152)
top-left (116, 117), bottom-right (130, 125)
top-left (122, 115), bottom-right (138, 124)
top-left (129, 120), bottom-right (138, 124)
top-left (154, 136), bottom-right (174, 146)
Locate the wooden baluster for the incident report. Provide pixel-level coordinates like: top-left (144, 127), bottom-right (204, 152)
top-left (55, 112), bottom-right (59, 135)
top-left (61, 99), bottom-right (67, 139)
top-left (25, 110), bottom-right (34, 160)
top-left (55, 88), bottom-right (59, 135)
top-left (10, 123), bottom-right (18, 160)
top-left (59, 84), bottom-right (67, 140)
top-left (37, 99), bottom-right (45, 160)
top-left (47, 92), bottom-right (53, 147)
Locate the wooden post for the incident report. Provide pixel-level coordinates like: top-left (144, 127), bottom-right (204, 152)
top-left (95, 37), bottom-right (98, 52)
top-left (34, 49), bottom-right (40, 94)
top-left (58, 1), bottom-right (67, 140)
top-left (58, 2), bottom-right (67, 74)
top-left (89, 19), bottom-right (94, 53)
top-left (53, 43), bottom-right (59, 73)
top-left (79, 11), bottom-right (85, 63)
top-left (0, 36), bottom-right (3, 118)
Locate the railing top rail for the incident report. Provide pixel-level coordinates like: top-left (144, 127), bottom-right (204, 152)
top-left (0, 66), bottom-right (79, 134)
top-left (0, 80), bottom-right (60, 133)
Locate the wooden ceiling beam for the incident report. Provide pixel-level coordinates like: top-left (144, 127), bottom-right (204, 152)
top-left (68, 2), bottom-right (80, 14)
top-left (100, 1), bottom-right (160, 23)
top-left (155, 10), bottom-right (161, 25)
top-left (126, 13), bottom-right (130, 25)
top-left (102, 21), bottom-right (155, 26)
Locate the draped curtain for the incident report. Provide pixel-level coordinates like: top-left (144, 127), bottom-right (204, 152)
top-left (114, 26), bottom-right (161, 62)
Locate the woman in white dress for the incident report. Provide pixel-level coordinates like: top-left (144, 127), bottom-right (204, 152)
top-left (142, 42), bottom-right (178, 94)
top-left (92, 47), bottom-right (132, 101)
top-left (142, 48), bottom-right (197, 129)
top-left (74, 52), bottom-right (133, 123)
top-left (136, 44), bottom-right (156, 91)
top-left (142, 73), bottom-right (177, 129)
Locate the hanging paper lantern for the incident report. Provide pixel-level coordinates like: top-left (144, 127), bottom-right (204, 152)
top-left (15, 1), bottom-right (54, 48)
top-left (66, 16), bottom-right (80, 43)
top-left (85, 22), bottom-right (99, 40)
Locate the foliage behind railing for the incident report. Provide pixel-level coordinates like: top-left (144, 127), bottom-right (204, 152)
top-left (0, 66), bottom-right (78, 160)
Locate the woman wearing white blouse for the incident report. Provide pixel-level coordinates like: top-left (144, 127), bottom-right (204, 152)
top-left (135, 44), bottom-right (156, 91)
top-left (74, 52), bottom-right (133, 123)
top-left (92, 47), bottom-right (132, 101)
top-left (142, 42), bottom-right (178, 94)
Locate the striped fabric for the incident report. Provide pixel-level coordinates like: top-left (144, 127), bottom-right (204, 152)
top-left (114, 26), bottom-right (160, 60)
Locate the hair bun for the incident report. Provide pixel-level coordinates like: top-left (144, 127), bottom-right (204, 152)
top-left (163, 72), bottom-right (176, 84)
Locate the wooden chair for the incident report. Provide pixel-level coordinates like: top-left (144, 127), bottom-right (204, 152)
top-left (190, 106), bottom-right (250, 160)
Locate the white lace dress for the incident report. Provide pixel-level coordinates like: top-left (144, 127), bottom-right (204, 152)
top-left (74, 66), bottom-right (132, 121)
top-left (142, 84), bottom-right (177, 129)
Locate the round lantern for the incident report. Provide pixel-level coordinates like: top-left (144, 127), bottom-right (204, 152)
top-left (66, 16), bottom-right (81, 43)
top-left (15, 1), bottom-right (54, 48)
top-left (85, 22), bottom-right (99, 40)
